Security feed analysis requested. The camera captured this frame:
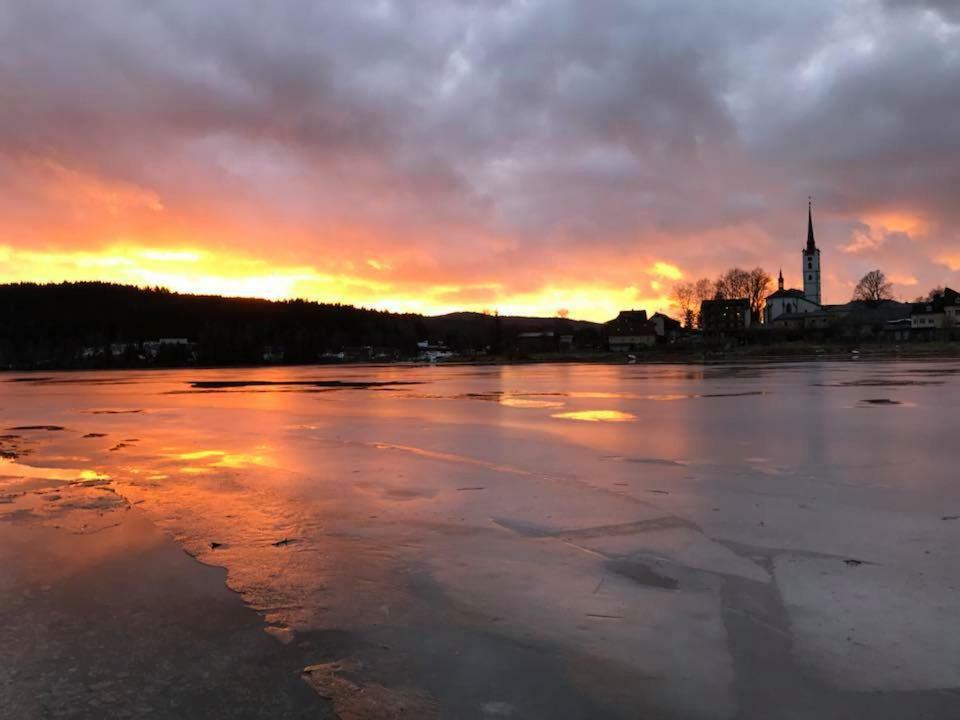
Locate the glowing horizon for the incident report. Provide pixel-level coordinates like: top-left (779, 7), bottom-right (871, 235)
top-left (0, 241), bottom-right (683, 322)
top-left (2, 2), bottom-right (958, 321)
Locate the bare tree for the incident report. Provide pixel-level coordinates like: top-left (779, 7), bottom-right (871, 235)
top-left (852, 270), bottom-right (893, 303)
top-left (674, 279), bottom-right (717, 330)
top-left (694, 278), bottom-right (714, 304)
top-left (714, 268), bottom-right (752, 300)
top-left (710, 267), bottom-right (770, 321)
top-left (693, 278), bottom-right (714, 329)
top-left (746, 267), bottom-right (772, 321)
top-left (672, 282), bottom-right (696, 328)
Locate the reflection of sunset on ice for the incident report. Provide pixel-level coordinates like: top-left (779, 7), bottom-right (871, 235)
top-left (2, 363), bottom-right (960, 717)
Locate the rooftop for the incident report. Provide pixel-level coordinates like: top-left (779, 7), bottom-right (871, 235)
top-left (766, 288), bottom-right (809, 300)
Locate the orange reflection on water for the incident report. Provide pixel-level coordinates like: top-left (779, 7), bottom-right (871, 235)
top-left (551, 410), bottom-right (636, 422)
top-left (498, 397), bottom-right (564, 409)
top-left (177, 450), bottom-right (225, 460)
top-left (0, 457), bottom-right (107, 482)
top-left (171, 449), bottom-right (271, 469)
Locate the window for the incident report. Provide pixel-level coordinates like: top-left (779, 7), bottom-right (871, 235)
top-left (808, 275), bottom-right (812, 281)
top-left (808, 262), bottom-right (812, 270)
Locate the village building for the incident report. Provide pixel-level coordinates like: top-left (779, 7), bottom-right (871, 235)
top-left (605, 310), bottom-right (657, 351)
top-left (911, 287), bottom-right (960, 332)
top-left (700, 298), bottom-right (751, 333)
top-left (765, 201), bottom-right (823, 323)
top-left (771, 299), bottom-right (911, 337)
top-left (650, 312), bottom-right (682, 342)
top-left (514, 331), bottom-right (561, 353)
top-left (765, 272), bottom-right (821, 322)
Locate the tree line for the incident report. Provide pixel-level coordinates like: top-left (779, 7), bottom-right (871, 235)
top-left (0, 282), bottom-right (602, 369)
top-left (0, 282), bottom-right (429, 368)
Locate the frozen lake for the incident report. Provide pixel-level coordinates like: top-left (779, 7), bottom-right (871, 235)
top-left (2, 361), bottom-right (959, 718)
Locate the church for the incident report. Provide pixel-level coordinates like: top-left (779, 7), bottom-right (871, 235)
top-left (764, 201), bottom-right (822, 323)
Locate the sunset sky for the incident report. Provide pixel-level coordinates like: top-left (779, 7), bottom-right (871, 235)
top-left (2, 1), bottom-right (959, 322)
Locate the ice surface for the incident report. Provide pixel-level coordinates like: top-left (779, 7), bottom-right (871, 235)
top-left (2, 361), bottom-right (959, 718)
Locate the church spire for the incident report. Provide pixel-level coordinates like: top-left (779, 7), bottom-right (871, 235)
top-left (778, 268), bottom-right (784, 291)
top-left (806, 197), bottom-right (816, 251)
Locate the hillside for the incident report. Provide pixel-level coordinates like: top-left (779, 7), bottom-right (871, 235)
top-left (0, 282), bottom-right (601, 369)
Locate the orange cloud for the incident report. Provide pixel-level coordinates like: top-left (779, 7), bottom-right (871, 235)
top-left (843, 211), bottom-right (932, 254)
top-left (861, 212), bottom-right (931, 237)
top-left (27, 158), bottom-right (165, 216)
top-left (650, 261), bottom-right (684, 280)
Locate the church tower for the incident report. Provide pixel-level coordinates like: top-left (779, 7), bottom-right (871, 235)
top-left (802, 199), bottom-right (821, 305)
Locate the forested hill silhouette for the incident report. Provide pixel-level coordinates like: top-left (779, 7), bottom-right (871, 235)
top-left (0, 282), bottom-right (599, 369)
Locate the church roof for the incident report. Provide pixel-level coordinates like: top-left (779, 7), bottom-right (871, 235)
top-left (766, 288), bottom-right (808, 300)
top-left (806, 199), bottom-right (817, 252)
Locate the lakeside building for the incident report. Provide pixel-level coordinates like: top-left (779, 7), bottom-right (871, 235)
top-left (514, 331), bottom-right (561, 353)
top-left (771, 299), bottom-right (911, 337)
top-left (700, 298), bottom-right (751, 333)
top-left (650, 312), bottom-right (682, 342)
top-left (911, 287), bottom-right (960, 331)
top-left (765, 201), bottom-right (823, 323)
top-left (606, 310), bottom-right (657, 351)
top-left (765, 274), bottom-right (820, 322)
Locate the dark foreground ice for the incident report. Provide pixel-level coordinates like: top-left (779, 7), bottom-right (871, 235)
top-left (1, 361), bottom-right (959, 718)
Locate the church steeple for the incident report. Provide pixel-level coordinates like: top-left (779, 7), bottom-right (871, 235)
top-left (778, 268), bottom-right (784, 291)
top-left (802, 197), bottom-right (822, 305)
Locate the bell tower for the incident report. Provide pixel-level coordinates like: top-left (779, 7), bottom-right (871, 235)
top-left (802, 198), bottom-right (821, 305)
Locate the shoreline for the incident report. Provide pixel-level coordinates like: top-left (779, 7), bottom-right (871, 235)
top-left (3, 342), bottom-right (960, 376)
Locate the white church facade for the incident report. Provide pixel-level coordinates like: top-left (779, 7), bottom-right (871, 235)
top-left (764, 201), bottom-right (823, 323)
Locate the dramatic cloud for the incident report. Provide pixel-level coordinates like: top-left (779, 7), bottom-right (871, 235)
top-left (1, 0), bottom-right (958, 319)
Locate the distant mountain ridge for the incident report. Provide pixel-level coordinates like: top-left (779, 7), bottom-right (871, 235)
top-left (430, 310), bottom-right (599, 331)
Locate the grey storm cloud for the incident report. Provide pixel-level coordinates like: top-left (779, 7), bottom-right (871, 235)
top-left (1, 0), bottom-right (958, 298)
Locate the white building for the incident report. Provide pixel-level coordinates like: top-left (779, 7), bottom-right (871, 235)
top-left (911, 288), bottom-right (960, 329)
top-left (765, 273), bottom-right (821, 322)
top-left (765, 202), bottom-right (823, 323)
top-left (802, 200), bottom-right (822, 305)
